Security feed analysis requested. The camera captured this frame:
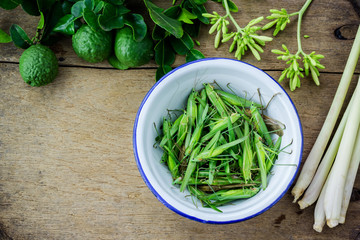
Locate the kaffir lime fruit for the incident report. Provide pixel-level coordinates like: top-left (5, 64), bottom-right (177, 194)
top-left (19, 44), bottom-right (59, 87)
top-left (114, 27), bottom-right (154, 69)
top-left (72, 25), bottom-right (112, 63)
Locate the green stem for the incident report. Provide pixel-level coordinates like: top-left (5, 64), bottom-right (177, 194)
top-left (223, 0), bottom-right (242, 32)
top-left (289, 12), bottom-right (300, 17)
top-left (298, 87), bottom-right (355, 209)
top-left (291, 25), bottom-right (360, 202)
top-left (296, 0), bottom-right (313, 55)
top-left (324, 77), bottom-right (360, 227)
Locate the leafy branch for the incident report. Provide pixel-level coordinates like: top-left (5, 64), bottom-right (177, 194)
top-left (0, 0), bottom-right (66, 49)
top-left (53, 0), bottom-right (147, 42)
top-left (144, 0), bottom-right (207, 80)
top-left (0, 29), bottom-right (12, 43)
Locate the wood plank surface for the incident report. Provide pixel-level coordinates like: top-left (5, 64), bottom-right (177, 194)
top-left (1, 0), bottom-right (360, 239)
top-left (0, 0), bottom-right (359, 73)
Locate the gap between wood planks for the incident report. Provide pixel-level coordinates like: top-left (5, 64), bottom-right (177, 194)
top-left (0, 60), bottom-right (352, 75)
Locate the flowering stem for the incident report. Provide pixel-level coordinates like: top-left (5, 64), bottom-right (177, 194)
top-left (223, 0), bottom-right (242, 33)
top-left (296, 0), bottom-right (313, 56)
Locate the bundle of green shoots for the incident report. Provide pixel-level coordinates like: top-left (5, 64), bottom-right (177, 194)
top-left (291, 25), bottom-right (360, 232)
top-left (156, 83), bottom-right (283, 212)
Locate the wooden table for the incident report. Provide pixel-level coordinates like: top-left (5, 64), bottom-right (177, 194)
top-left (1, 1), bottom-right (360, 239)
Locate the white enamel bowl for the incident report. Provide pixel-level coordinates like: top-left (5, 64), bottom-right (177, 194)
top-left (133, 58), bottom-right (303, 224)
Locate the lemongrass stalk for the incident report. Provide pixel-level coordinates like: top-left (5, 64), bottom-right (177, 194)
top-left (339, 126), bottom-right (360, 224)
top-left (298, 87), bottom-right (356, 209)
top-left (324, 76), bottom-right (360, 228)
top-left (313, 177), bottom-right (329, 233)
top-left (291, 25), bottom-right (360, 202)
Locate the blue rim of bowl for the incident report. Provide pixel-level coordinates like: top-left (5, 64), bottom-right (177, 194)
top-left (133, 57), bottom-right (303, 224)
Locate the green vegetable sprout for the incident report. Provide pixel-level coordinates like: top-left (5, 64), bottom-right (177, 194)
top-left (263, 0), bottom-right (325, 91)
top-left (203, 0), bottom-right (273, 61)
top-left (156, 83), bottom-right (285, 211)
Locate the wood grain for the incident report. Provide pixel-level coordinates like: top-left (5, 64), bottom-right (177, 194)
top-left (0, 0), bottom-right (359, 72)
top-left (1, 0), bottom-right (360, 239)
top-left (0, 63), bottom-right (359, 239)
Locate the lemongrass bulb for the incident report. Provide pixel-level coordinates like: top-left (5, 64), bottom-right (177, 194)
top-left (324, 77), bottom-right (360, 228)
top-left (298, 87), bottom-right (355, 209)
top-left (339, 127), bottom-right (360, 223)
top-left (292, 25), bottom-right (360, 202)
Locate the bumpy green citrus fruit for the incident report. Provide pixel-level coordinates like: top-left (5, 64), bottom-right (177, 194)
top-left (72, 25), bottom-right (112, 63)
top-left (114, 27), bottom-right (154, 69)
top-left (19, 44), bottom-right (59, 87)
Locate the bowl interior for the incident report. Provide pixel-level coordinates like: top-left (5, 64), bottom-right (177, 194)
top-left (133, 58), bottom-right (303, 223)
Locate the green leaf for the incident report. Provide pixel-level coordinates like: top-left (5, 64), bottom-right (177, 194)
top-left (106, 0), bottom-right (125, 5)
top-left (98, 3), bottom-right (130, 31)
top-left (99, 16), bottom-right (124, 31)
top-left (37, 12), bottom-right (45, 30)
top-left (144, 0), bottom-right (183, 38)
top-left (71, 1), bottom-right (85, 18)
top-left (0, 0), bottom-right (21, 10)
top-left (108, 54), bottom-right (128, 70)
top-left (98, 3), bottom-right (125, 31)
top-left (62, 0), bottom-right (73, 14)
top-left (187, 0), bottom-right (209, 24)
top-left (170, 32), bottom-right (194, 55)
top-left (40, 1), bottom-right (66, 45)
top-left (36, 0), bottom-right (56, 12)
top-left (164, 5), bottom-right (181, 18)
top-left (154, 38), bottom-right (175, 66)
top-left (178, 8), bottom-right (197, 24)
top-left (186, 48), bottom-right (204, 62)
top-left (21, 0), bottom-right (40, 16)
top-left (0, 29), bottom-right (12, 43)
top-left (156, 65), bottom-right (172, 81)
top-left (84, 0), bottom-right (95, 10)
top-left (226, 0), bottom-right (238, 12)
top-left (193, 0), bottom-right (207, 4)
top-left (210, 0), bottom-right (237, 12)
top-left (94, 1), bottom-right (105, 13)
top-left (9, 24), bottom-right (32, 49)
top-left (152, 24), bottom-right (167, 41)
top-left (53, 14), bottom-right (77, 35)
top-left (99, 3), bottom-right (116, 19)
top-left (115, 4), bottom-right (131, 15)
top-left (124, 13), bottom-right (147, 42)
top-left (183, 20), bottom-right (200, 37)
top-left (83, 8), bottom-right (100, 31)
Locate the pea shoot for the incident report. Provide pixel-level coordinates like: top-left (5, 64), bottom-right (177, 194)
top-left (155, 83), bottom-right (285, 212)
